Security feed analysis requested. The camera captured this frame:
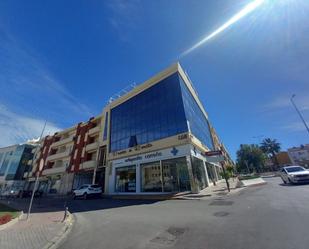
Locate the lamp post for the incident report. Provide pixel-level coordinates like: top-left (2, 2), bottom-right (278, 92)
top-left (290, 94), bottom-right (309, 135)
top-left (26, 120), bottom-right (46, 220)
top-left (27, 158), bottom-right (44, 220)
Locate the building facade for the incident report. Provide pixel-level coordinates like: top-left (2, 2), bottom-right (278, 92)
top-left (287, 145), bottom-right (309, 168)
top-left (0, 144), bottom-right (34, 193)
top-left (28, 63), bottom-right (232, 196)
top-left (103, 63), bottom-right (227, 195)
top-left (26, 115), bottom-right (106, 195)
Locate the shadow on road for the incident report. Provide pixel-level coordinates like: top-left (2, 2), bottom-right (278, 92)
top-left (278, 183), bottom-right (309, 187)
top-left (0, 197), bottom-right (160, 215)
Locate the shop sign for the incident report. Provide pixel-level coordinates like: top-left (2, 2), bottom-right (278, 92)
top-left (113, 145), bottom-right (190, 166)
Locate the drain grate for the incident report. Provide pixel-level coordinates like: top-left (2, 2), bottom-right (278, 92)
top-left (209, 200), bottom-right (234, 206)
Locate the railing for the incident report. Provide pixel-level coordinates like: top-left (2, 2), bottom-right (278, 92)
top-left (42, 165), bottom-right (66, 175)
top-left (85, 141), bottom-right (99, 152)
top-left (80, 160), bottom-right (96, 170)
top-left (46, 150), bottom-right (71, 161)
top-left (88, 126), bottom-right (100, 136)
top-left (51, 136), bottom-right (74, 148)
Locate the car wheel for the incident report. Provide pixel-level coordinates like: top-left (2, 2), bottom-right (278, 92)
top-left (83, 193), bottom-right (87, 200)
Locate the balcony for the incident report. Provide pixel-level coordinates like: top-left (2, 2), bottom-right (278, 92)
top-left (80, 160), bottom-right (97, 170)
top-left (88, 126), bottom-right (100, 136)
top-left (23, 171), bottom-right (31, 178)
top-left (51, 136), bottom-right (74, 148)
top-left (47, 150), bottom-right (71, 162)
top-left (85, 141), bottom-right (99, 152)
top-left (42, 165), bottom-right (66, 175)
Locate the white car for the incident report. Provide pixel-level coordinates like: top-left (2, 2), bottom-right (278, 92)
top-left (73, 184), bottom-right (102, 199)
top-left (280, 166), bottom-right (309, 184)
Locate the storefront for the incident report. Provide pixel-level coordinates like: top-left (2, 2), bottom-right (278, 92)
top-left (107, 144), bottom-right (223, 195)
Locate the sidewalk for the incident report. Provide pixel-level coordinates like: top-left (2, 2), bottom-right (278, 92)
top-left (173, 178), bottom-right (241, 200)
top-left (0, 199), bottom-right (72, 249)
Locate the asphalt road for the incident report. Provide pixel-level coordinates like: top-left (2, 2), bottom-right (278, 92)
top-left (59, 177), bottom-right (309, 249)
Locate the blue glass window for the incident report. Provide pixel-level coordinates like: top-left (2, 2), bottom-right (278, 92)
top-left (110, 73), bottom-right (188, 152)
top-left (109, 72), bottom-right (214, 152)
top-left (179, 76), bottom-right (214, 150)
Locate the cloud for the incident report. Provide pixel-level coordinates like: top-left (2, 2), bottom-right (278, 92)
top-left (281, 122), bottom-right (308, 132)
top-left (0, 28), bottom-right (94, 124)
top-left (264, 94), bottom-right (309, 111)
top-left (106, 0), bottom-right (141, 42)
top-left (0, 105), bottom-right (61, 147)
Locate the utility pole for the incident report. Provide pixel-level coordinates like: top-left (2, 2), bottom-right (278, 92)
top-left (27, 121), bottom-right (46, 220)
top-left (290, 94), bottom-right (309, 135)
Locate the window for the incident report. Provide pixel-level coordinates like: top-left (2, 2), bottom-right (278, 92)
top-left (0, 152), bottom-right (12, 176)
top-left (141, 157), bottom-right (191, 193)
top-left (109, 73), bottom-right (187, 152)
top-left (115, 165), bottom-right (136, 192)
top-left (141, 161), bottom-right (162, 192)
top-left (179, 76), bottom-right (214, 150)
top-left (191, 157), bottom-right (208, 191)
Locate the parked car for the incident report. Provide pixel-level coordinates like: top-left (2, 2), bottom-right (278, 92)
top-left (280, 166), bottom-right (309, 184)
top-left (73, 184), bottom-right (102, 199)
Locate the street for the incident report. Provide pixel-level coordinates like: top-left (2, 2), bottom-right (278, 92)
top-left (58, 177), bottom-right (309, 249)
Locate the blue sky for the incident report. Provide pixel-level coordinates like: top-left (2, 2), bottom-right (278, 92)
top-left (0, 0), bottom-right (308, 158)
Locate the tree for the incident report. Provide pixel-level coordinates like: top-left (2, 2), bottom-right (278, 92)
top-left (260, 138), bottom-right (281, 170)
top-left (236, 144), bottom-right (266, 173)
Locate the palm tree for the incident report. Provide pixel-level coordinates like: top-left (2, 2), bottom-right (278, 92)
top-left (260, 138), bottom-right (281, 170)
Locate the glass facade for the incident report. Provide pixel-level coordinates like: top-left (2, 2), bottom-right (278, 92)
top-left (109, 72), bottom-right (214, 152)
top-left (179, 77), bottom-right (214, 150)
top-left (191, 157), bottom-right (208, 191)
top-left (140, 157), bottom-right (191, 193)
top-left (141, 161), bottom-right (162, 192)
top-left (206, 162), bottom-right (217, 183)
top-left (0, 152), bottom-right (12, 176)
top-left (162, 157), bottom-right (191, 192)
top-left (115, 165), bottom-right (136, 192)
top-left (5, 146), bottom-right (23, 180)
top-left (110, 73), bottom-right (187, 152)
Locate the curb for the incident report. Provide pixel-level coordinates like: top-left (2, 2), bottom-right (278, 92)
top-left (0, 211), bottom-right (24, 231)
top-left (42, 211), bottom-right (75, 249)
top-left (247, 182), bottom-right (267, 187)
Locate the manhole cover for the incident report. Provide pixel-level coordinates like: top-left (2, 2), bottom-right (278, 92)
top-left (209, 200), bottom-right (234, 206)
top-left (213, 211), bottom-right (230, 217)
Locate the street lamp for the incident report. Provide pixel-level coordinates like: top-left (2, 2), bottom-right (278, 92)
top-left (27, 158), bottom-right (44, 220)
top-left (290, 94), bottom-right (309, 135)
top-left (26, 120), bottom-right (46, 220)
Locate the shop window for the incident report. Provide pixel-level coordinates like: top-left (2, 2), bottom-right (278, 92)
top-left (115, 165), bottom-right (136, 192)
top-left (191, 157), bottom-right (208, 191)
top-left (141, 157), bottom-right (191, 193)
